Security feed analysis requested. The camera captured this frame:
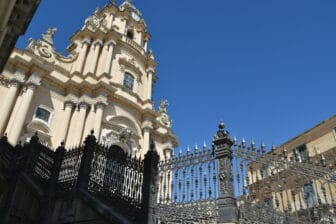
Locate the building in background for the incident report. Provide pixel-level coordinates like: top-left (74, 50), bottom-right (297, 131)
top-left (247, 114), bottom-right (336, 220)
top-left (0, 0), bottom-right (178, 158)
top-left (0, 0), bottom-right (41, 73)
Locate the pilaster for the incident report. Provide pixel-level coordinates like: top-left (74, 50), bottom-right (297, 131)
top-left (73, 38), bottom-right (91, 75)
top-left (56, 101), bottom-right (75, 145)
top-left (100, 39), bottom-right (116, 77)
top-left (7, 73), bottom-right (41, 145)
top-left (0, 78), bottom-right (22, 136)
top-left (85, 39), bottom-right (103, 76)
top-left (72, 102), bottom-right (90, 146)
top-left (93, 101), bottom-right (106, 140)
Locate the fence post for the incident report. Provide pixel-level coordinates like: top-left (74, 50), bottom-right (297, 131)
top-left (76, 130), bottom-right (96, 190)
top-left (141, 139), bottom-right (160, 224)
top-left (213, 122), bottom-right (238, 224)
top-left (49, 141), bottom-right (66, 192)
top-left (24, 132), bottom-right (41, 173)
top-left (39, 141), bottom-right (66, 223)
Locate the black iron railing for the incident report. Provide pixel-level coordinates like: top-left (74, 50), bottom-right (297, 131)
top-left (0, 132), bottom-right (159, 224)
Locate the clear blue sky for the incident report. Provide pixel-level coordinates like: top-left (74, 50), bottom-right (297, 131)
top-left (16, 0), bottom-right (336, 152)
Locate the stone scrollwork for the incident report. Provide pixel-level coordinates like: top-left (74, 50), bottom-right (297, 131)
top-left (26, 28), bottom-right (57, 63)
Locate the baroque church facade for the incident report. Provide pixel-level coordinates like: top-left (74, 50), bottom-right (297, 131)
top-left (0, 0), bottom-right (178, 158)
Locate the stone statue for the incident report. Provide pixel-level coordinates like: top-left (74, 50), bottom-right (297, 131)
top-left (157, 100), bottom-right (172, 128)
top-left (42, 27), bottom-right (57, 45)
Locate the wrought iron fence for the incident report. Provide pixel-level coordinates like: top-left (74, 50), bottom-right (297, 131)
top-left (231, 135), bottom-right (336, 223)
top-left (57, 145), bottom-right (83, 190)
top-left (1, 123), bottom-right (336, 224)
top-left (0, 132), bottom-right (159, 224)
top-left (154, 146), bottom-right (218, 223)
top-left (88, 143), bottom-right (144, 206)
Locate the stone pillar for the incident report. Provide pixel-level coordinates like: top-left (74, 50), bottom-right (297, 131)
top-left (86, 40), bottom-right (102, 76)
top-left (142, 120), bottom-right (152, 153)
top-left (71, 102), bottom-right (89, 146)
top-left (0, 79), bottom-right (21, 136)
top-left (146, 68), bottom-right (154, 100)
top-left (57, 101), bottom-right (75, 144)
top-left (93, 102), bottom-right (105, 140)
top-left (213, 122), bottom-right (238, 224)
top-left (73, 38), bottom-right (91, 74)
top-left (101, 40), bottom-right (116, 76)
top-left (7, 81), bottom-right (39, 145)
top-left (141, 140), bottom-right (160, 224)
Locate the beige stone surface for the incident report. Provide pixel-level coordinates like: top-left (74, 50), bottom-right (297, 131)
top-left (0, 1), bottom-right (178, 158)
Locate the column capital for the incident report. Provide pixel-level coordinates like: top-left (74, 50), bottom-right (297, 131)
top-left (82, 38), bottom-right (91, 45)
top-left (105, 39), bottom-right (116, 47)
top-left (146, 67), bottom-right (155, 74)
top-left (25, 72), bottom-right (41, 90)
top-left (78, 102), bottom-right (90, 110)
top-left (25, 81), bottom-right (39, 90)
top-left (64, 100), bottom-right (76, 109)
top-left (93, 39), bottom-right (103, 46)
top-left (95, 101), bottom-right (107, 110)
top-left (142, 120), bottom-right (153, 130)
top-left (13, 69), bottom-right (26, 81)
top-left (9, 78), bottom-right (22, 88)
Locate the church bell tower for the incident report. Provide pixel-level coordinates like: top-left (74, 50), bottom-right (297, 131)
top-left (0, 0), bottom-right (178, 158)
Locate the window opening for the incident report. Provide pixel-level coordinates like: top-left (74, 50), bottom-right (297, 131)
top-left (35, 107), bottom-right (51, 123)
top-left (123, 72), bottom-right (134, 90)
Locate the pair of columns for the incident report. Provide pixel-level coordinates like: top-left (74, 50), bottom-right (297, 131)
top-left (63, 101), bottom-right (105, 147)
top-left (0, 75), bottom-right (40, 145)
top-left (72, 38), bottom-right (116, 77)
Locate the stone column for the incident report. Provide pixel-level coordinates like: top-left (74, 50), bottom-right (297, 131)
top-left (82, 104), bottom-right (95, 143)
top-left (71, 102), bottom-right (89, 146)
top-left (101, 40), bottom-right (116, 76)
top-left (57, 101), bottom-right (75, 144)
top-left (142, 120), bottom-right (152, 152)
top-left (0, 79), bottom-right (21, 136)
top-left (93, 102), bottom-right (105, 140)
top-left (73, 38), bottom-right (91, 74)
top-left (213, 122), bottom-right (238, 224)
top-left (8, 82), bottom-right (38, 145)
top-left (88, 40), bottom-right (102, 75)
top-left (146, 68), bottom-right (154, 100)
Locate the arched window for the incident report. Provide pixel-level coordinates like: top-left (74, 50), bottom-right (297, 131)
top-left (126, 29), bottom-right (134, 40)
top-left (123, 72), bottom-right (134, 90)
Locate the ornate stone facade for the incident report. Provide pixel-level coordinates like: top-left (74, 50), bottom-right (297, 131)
top-left (0, 0), bottom-right (178, 158)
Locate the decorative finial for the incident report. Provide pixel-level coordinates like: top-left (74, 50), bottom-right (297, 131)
top-left (218, 121), bottom-right (225, 130)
